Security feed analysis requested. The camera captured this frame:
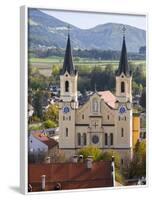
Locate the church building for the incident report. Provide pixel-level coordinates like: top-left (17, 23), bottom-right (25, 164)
top-left (59, 30), bottom-right (139, 162)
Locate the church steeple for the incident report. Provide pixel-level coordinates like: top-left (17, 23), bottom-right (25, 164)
top-left (60, 31), bottom-right (78, 104)
top-left (61, 33), bottom-right (77, 75)
top-left (116, 28), bottom-right (131, 77)
top-left (115, 26), bottom-right (132, 102)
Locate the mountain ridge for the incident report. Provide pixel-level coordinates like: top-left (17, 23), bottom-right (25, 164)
top-left (28, 9), bottom-right (146, 52)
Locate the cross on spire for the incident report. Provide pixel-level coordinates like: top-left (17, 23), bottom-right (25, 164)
top-left (67, 24), bottom-right (71, 35)
top-left (122, 25), bottom-right (126, 38)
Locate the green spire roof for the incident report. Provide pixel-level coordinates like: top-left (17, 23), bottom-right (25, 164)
top-left (116, 36), bottom-right (131, 77)
top-left (61, 34), bottom-right (77, 75)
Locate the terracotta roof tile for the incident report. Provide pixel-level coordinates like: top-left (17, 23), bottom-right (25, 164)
top-left (28, 161), bottom-right (113, 192)
top-left (98, 90), bottom-right (116, 109)
top-left (32, 132), bottom-right (58, 149)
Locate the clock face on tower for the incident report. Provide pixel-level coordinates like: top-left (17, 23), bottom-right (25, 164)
top-left (63, 106), bottom-right (70, 114)
top-left (119, 105), bottom-right (126, 114)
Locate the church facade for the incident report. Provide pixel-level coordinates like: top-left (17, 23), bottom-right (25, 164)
top-left (59, 32), bottom-right (134, 162)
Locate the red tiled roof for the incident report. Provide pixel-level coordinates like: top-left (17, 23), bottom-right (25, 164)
top-left (98, 90), bottom-right (116, 109)
top-left (28, 161), bottom-right (113, 192)
top-left (32, 132), bottom-right (58, 149)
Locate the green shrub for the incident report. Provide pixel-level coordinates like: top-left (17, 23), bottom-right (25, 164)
top-left (31, 115), bottom-right (41, 123)
top-left (28, 125), bottom-right (42, 131)
top-left (115, 169), bottom-right (124, 185)
top-left (102, 150), bottom-right (121, 169)
top-left (78, 146), bottom-right (102, 161)
top-left (42, 119), bottom-right (57, 129)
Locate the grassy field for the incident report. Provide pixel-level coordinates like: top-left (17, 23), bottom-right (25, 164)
top-left (29, 56), bottom-right (146, 77)
top-left (29, 56), bottom-right (146, 65)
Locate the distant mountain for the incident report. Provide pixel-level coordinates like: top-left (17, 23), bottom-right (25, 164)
top-left (28, 8), bottom-right (146, 52)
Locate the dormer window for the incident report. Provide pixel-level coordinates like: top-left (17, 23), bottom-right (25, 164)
top-left (65, 81), bottom-right (69, 92)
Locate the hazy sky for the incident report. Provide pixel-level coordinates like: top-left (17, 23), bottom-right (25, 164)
top-left (41, 9), bottom-right (146, 30)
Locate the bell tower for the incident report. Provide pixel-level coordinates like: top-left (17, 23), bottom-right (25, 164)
top-left (115, 26), bottom-right (132, 103)
top-left (115, 26), bottom-right (133, 160)
top-left (60, 33), bottom-right (78, 104)
top-left (59, 32), bottom-right (78, 157)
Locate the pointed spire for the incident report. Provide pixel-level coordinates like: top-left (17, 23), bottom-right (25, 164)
top-left (61, 27), bottom-right (77, 75)
top-left (116, 26), bottom-right (131, 77)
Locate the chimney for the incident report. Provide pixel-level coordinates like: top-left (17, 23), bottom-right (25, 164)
top-left (45, 156), bottom-right (51, 164)
top-left (111, 156), bottom-right (115, 187)
top-left (86, 156), bottom-right (93, 169)
top-left (79, 155), bottom-right (84, 163)
top-left (41, 175), bottom-right (46, 191)
top-left (72, 155), bottom-right (78, 163)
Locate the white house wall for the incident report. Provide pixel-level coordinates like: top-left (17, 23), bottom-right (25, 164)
top-left (28, 134), bottom-right (48, 153)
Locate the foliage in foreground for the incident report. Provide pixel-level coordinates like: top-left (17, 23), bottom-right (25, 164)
top-left (127, 140), bottom-right (146, 179)
top-left (78, 146), bottom-right (102, 161)
top-left (102, 150), bottom-right (121, 169)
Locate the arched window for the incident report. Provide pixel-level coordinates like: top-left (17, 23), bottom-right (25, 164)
top-left (93, 99), bottom-right (98, 112)
top-left (65, 81), bottom-right (69, 92)
top-left (65, 128), bottom-right (68, 137)
top-left (77, 133), bottom-right (81, 146)
top-left (83, 133), bottom-right (87, 146)
top-left (105, 133), bottom-right (108, 146)
top-left (110, 133), bottom-right (113, 145)
top-left (121, 128), bottom-right (124, 137)
top-left (121, 81), bottom-right (125, 93)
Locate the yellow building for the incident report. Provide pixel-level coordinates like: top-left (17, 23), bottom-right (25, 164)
top-left (132, 113), bottom-right (140, 147)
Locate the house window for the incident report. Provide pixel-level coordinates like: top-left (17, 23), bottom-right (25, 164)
top-left (121, 81), bottom-right (125, 93)
top-left (77, 133), bottom-right (81, 146)
top-left (65, 81), bottom-right (69, 92)
top-left (65, 128), bottom-right (68, 137)
top-left (83, 133), bottom-right (87, 146)
top-left (121, 128), bottom-right (124, 137)
top-left (93, 99), bottom-right (98, 112)
top-left (105, 133), bottom-right (108, 146)
top-left (110, 133), bottom-right (113, 145)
